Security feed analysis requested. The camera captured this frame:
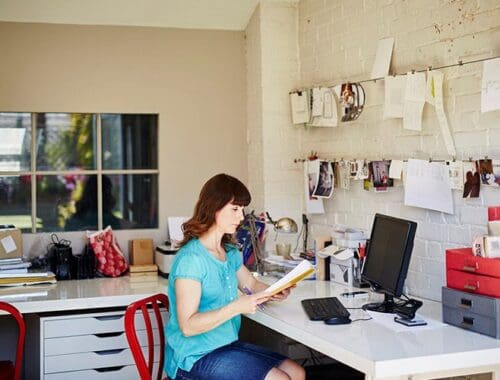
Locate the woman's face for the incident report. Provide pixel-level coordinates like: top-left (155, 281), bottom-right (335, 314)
top-left (214, 202), bottom-right (245, 234)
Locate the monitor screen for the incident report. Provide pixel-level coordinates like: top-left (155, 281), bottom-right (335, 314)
top-left (361, 214), bottom-right (417, 313)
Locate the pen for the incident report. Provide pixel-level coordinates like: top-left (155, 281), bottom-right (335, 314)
top-left (242, 286), bottom-right (265, 311)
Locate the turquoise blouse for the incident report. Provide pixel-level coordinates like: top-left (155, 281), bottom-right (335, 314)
top-left (164, 238), bottom-right (243, 379)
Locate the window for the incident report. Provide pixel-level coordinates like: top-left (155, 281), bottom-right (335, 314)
top-left (0, 112), bottom-right (159, 232)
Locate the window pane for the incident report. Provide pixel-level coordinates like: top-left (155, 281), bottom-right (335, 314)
top-left (102, 114), bottom-right (158, 170)
top-left (0, 112), bottom-right (31, 172)
top-left (0, 176), bottom-right (32, 232)
top-left (107, 174), bottom-right (158, 229)
top-left (36, 113), bottom-right (97, 171)
top-left (37, 174), bottom-right (94, 232)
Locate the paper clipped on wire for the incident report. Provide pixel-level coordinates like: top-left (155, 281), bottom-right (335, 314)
top-left (371, 37), bottom-right (394, 79)
top-left (265, 260), bottom-right (315, 296)
top-left (481, 57), bottom-right (500, 113)
top-left (290, 91), bottom-right (310, 124)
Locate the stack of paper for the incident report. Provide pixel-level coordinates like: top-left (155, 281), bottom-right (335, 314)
top-left (0, 270), bottom-right (56, 287)
top-left (265, 260), bottom-right (315, 296)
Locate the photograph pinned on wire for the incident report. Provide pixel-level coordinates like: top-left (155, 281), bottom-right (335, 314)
top-left (478, 159), bottom-right (500, 187)
top-left (333, 82), bottom-right (365, 122)
top-left (313, 160), bottom-right (335, 198)
top-left (370, 160), bottom-right (393, 190)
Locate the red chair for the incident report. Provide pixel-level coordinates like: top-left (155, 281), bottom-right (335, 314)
top-left (124, 293), bottom-right (169, 380)
top-left (0, 302), bottom-right (25, 380)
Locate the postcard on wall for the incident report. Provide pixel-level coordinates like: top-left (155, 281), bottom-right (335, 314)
top-left (290, 91), bottom-right (310, 124)
top-left (446, 160), bottom-right (464, 190)
top-left (371, 37), bottom-right (394, 79)
top-left (404, 159), bottom-right (453, 214)
top-left (430, 71), bottom-right (456, 157)
top-left (304, 160), bottom-right (325, 214)
top-left (354, 159), bottom-right (369, 180)
top-left (313, 160), bottom-right (335, 198)
top-left (383, 75), bottom-right (406, 119)
top-left (389, 160), bottom-right (404, 179)
top-left (462, 161), bottom-right (480, 198)
top-left (481, 57), bottom-right (500, 113)
top-left (370, 160), bottom-right (393, 189)
top-left (310, 87), bottom-right (338, 127)
top-left (478, 159), bottom-right (500, 187)
top-left (335, 160), bottom-right (350, 190)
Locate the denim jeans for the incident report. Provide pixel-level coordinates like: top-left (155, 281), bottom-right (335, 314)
top-left (175, 341), bottom-right (286, 380)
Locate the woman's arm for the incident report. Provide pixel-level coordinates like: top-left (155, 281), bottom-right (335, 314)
top-left (175, 278), bottom-right (269, 337)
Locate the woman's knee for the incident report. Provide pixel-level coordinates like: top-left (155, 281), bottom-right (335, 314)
top-left (264, 367), bottom-right (290, 380)
top-left (278, 359), bottom-right (305, 380)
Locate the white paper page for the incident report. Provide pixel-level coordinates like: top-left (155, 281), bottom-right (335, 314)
top-left (304, 160), bottom-right (324, 214)
top-left (481, 58), bottom-right (500, 113)
top-left (403, 72), bottom-right (426, 131)
top-left (265, 260), bottom-right (314, 294)
top-left (0, 128), bottom-right (26, 155)
top-left (432, 71), bottom-right (456, 156)
top-left (168, 217), bottom-right (189, 246)
top-left (310, 88), bottom-right (338, 127)
top-left (446, 160), bottom-right (464, 190)
top-left (389, 160), bottom-right (404, 179)
top-left (383, 76), bottom-right (406, 119)
top-left (1, 235), bottom-right (17, 254)
top-left (371, 37), bottom-right (394, 79)
top-left (404, 159), bottom-right (454, 214)
top-left (311, 87), bottom-right (323, 117)
top-left (290, 92), bottom-right (310, 124)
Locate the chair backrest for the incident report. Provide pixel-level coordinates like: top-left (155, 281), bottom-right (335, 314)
top-left (0, 302), bottom-right (25, 380)
top-left (124, 293), bottom-right (169, 380)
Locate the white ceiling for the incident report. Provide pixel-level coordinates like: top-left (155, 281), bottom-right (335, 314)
top-left (0, 0), bottom-right (260, 30)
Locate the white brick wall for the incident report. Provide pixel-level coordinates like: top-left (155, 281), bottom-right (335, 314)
top-left (247, 0), bottom-right (500, 301)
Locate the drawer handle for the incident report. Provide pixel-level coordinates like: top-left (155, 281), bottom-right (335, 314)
top-left (461, 316), bottom-right (474, 327)
top-left (94, 348), bottom-right (126, 355)
top-left (94, 332), bottom-right (124, 338)
top-left (94, 315), bottom-right (123, 321)
top-left (462, 265), bottom-right (477, 272)
top-left (459, 298), bottom-right (472, 308)
top-left (463, 284), bottom-right (477, 291)
top-left (94, 365), bottom-right (126, 373)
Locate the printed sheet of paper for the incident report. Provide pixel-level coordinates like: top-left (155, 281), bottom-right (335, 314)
top-left (310, 88), bottom-right (338, 127)
top-left (304, 160), bottom-right (324, 214)
top-left (290, 91), bottom-right (310, 124)
top-left (389, 160), bottom-right (404, 179)
top-left (429, 71), bottom-right (456, 156)
top-left (404, 159), bottom-right (454, 214)
top-left (481, 58), bottom-right (500, 113)
top-left (446, 160), bottom-right (464, 190)
top-left (403, 72), bottom-right (426, 131)
top-left (371, 37), bottom-right (394, 79)
top-left (383, 76), bottom-right (406, 119)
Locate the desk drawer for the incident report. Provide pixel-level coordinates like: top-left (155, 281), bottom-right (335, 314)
top-left (442, 305), bottom-right (500, 338)
top-left (45, 345), bottom-right (162, 373)
top-left (442, 286), bottom-right (500, 317)
top-left (45, 328), bottom-right (159, 355)
top-left (44, 310), bottom-right (167, 338)
top-left (44, 364), bottom-right (144, 379)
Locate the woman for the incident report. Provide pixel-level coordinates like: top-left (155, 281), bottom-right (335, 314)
top-left (165, 173), bottom-right (305, 380)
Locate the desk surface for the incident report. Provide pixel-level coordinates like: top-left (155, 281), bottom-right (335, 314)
top-left (247, 280), bottom-right (500, 380)
top-left (0, 276), bottom-right (168, 314)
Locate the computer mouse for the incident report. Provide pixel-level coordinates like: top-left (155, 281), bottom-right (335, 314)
top-left (324, 316), bottom-right (351, 325)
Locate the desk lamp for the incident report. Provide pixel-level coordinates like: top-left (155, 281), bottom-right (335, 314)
top-left (265, 212), bottom-right (298, 234)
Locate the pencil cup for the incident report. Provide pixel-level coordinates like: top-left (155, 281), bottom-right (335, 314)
top-left (276, 243), bottom-right (292, 259)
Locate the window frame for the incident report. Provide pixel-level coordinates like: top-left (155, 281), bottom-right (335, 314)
top-left (0, 112), bottom-right (159, 233)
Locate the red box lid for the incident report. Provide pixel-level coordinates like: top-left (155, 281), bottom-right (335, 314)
top-left (488, 206), bottom-right (500, 221)
top-left (446, 248), bottom-right (500, 279)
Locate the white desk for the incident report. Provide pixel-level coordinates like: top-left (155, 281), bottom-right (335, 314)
top-left (0, 276), bottom-right (168, 314)
top-left (246, 280), bottom-right (500, 380)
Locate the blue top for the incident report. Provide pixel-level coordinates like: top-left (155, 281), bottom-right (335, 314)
top-left (165, 238), bottom-right (243, 378)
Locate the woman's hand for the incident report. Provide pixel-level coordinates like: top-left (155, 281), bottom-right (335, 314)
top-left (270, 284), bottom-right (296, 301)
top-left (234, 292), bottom-right (270, 314)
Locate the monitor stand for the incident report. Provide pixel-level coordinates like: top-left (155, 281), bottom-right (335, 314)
top-left (362, 293), bottom-right (396, 314)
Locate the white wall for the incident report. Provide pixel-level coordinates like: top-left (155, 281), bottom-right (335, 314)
top-left (249, 0), bottom-right (500, 301)
top-left (0, 22), bottom-right (248, 258)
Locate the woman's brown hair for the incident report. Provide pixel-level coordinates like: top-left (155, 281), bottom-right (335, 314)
top-left (179, 173), bottom-right (251, 247)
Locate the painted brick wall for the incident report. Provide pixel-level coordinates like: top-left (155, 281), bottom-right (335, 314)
top-left (296, 0), bottom-right (500, 301)
top-left (248, 0), bottom-right (500, 301)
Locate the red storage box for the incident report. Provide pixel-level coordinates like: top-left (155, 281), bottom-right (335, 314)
top-left (446, 248), bottom-right (500, 277)
top-left (446, 248), bottom-right (500, 298)
top-left (447, 269), bottom-right (500, 298)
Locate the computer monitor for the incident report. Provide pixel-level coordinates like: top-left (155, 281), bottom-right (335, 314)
top-left (361, 214), bottom-right (417, 314)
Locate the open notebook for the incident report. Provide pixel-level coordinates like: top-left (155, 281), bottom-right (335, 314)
top-left (265, 260), bottom-right (315, 296)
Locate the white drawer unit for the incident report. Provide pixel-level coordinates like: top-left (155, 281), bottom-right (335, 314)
top-left (25, 308), bottom-right (168, 379)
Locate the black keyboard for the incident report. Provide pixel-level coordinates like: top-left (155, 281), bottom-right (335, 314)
top-left (301, 297), bottom-right (350, 321)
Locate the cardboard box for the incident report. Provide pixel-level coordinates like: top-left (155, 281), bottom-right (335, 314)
top-left (0, 228), bottom-right (23, 260)
top-left (128, 239), bottom-right (154, 265)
